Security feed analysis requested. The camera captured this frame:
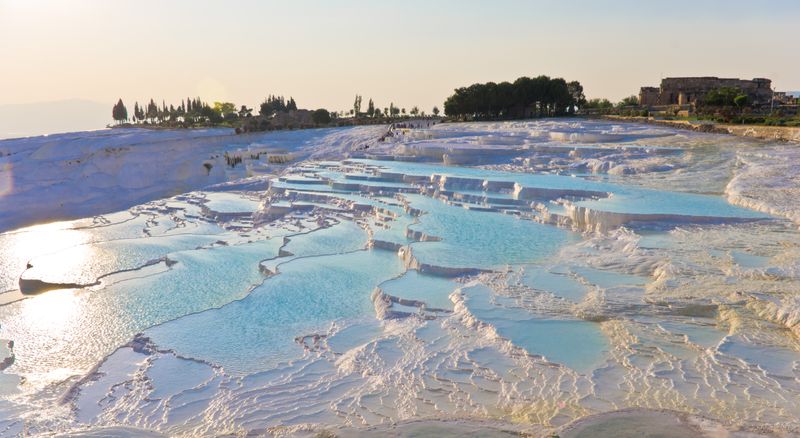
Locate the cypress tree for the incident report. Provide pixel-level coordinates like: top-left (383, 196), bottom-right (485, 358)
top-left (112, 98), bottom-right (128, 124)
top-left (147, 98), bottom-right (158, 122)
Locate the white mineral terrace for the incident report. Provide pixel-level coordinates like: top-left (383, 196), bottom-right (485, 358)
top-left (0, 119), bottom-right (799, 437)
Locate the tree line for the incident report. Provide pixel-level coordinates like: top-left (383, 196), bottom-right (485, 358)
top-left (259, 95), bottom-right (297, 115)
top-left (443, 75), bottom-right (586, 120)
top-left (111, 92), bottom-right (445, 133)
top-left (112, 93), bottom-right (441, 126)
top-left (111, 95), bottom-right (307, 127)
top-left (582, 95), bottom-right (639, 111)
top-left (112, 97), bottom-right (247, 125)
top-left (348, 95), bottom-right (440, 119)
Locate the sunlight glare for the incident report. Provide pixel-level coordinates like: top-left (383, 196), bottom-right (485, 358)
top-left (2, 222), bottom-right (92, 291)
top-left (19, 288), bottom-right (80, 331)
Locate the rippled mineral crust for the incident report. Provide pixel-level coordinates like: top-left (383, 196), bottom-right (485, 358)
top-left (1, 119), bottom-right (800, 437)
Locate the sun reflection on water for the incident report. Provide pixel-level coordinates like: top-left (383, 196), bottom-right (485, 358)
top-left (18, 288), bottom-right (80, 331)
top-left (0, 221), bottom-right (92, 291)
top-left (1, 288), bottom-right (88, 388)
top-left (5, 222), bottom-right (88, 259)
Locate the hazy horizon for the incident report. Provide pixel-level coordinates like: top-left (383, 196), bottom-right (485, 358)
top-left (2, 0), bottom-right (799, 128)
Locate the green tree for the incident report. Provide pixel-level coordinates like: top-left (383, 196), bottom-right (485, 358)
top-left (146, 99), bottom-right (158, 122)
top-left (260, 96), bottom-right (272, 116)
top-left (734, 94), bottom-right (750, 108)
top-left (112, 98), bottom-right (128, 124)
top-left (617, 95), bottom-right (639, 108)
top-left (567, 81), bottom-right (586, 113)
top-left (312, 108), bottom-right (331, 125)
top-left (213, 102), bottom-right (236, 117)
top-left (443, 75), bottom-right (582, 119)
top-left (287, 97), bottom-right (297, 111)
top-left (410, 106), bottom-right (419, 116)
top-left (353, 94), bottom-right (362, 117)
top-left (367, 98), bottom-right (375, 117)
top-left (703, 87), bottom-right (741, 106)
top-left (432, 106), bottom-right (440, 116)
top-left (583, 98), bottom-right (614, 109)
top-left (260, 95), bottom-right (289, 116)
top-left (199, 102), bottom-right (222, 123)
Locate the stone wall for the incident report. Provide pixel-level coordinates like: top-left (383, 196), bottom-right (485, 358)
top-left (639, 87), bottom-right (660, 106)
top-left (639, 77), bottom-right (773, 107)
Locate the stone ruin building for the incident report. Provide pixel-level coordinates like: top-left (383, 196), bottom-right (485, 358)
top-left (639, 77), bottom-right (773, 107)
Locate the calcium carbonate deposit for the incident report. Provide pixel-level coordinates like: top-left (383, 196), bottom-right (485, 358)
top-left (0, 120), bottom-right (799, 436)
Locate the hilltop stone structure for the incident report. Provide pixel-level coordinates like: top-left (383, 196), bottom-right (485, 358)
top-left (639, 77), bottom-right (773, 107)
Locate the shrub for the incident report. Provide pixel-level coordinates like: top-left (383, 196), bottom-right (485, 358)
top-left (311, 109), bottom-right (332, 125)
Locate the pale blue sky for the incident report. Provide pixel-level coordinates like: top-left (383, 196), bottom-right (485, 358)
top-left (1, 0), bottom-right (798, 113)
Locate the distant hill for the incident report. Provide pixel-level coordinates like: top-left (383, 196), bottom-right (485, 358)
top-left (0, 99), bottom-right (109, 140)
